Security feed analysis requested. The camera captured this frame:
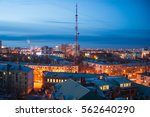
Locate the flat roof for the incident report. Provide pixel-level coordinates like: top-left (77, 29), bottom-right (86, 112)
top-left (90, 79), bottom-right (109, 86)
top-left (44, 72), bottom-right (103, 79)
top-left (105, 76), bottom-right (132, 84)
top-left (83, 60), bottom-right (120, 65)
top-left (0, 63), bottom-right (33, 72)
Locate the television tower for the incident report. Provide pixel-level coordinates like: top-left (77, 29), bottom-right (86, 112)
top-left (74, 2), bottom-right (80, 58)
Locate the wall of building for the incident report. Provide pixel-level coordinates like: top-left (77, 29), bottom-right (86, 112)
top-left (27, 65), bottom-right (79, 89)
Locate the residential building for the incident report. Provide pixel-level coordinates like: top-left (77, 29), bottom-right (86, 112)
top-left (43, 72), bottom-right (103, 88)
top-left (26, 64), bottom-right (79, 89)
top-left (137, 72), bottom-right (150, 86)
top-left (0, 63), bottom-right (34, 96)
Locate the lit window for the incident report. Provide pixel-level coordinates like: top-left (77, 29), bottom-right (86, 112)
top-left (47, 79), bottom-right (49, 82)
top-left (120, 84), bottom-right (124, 87)
top-left (100, 86), bottom-right (103, 90)
top-left (100, 85), bottom-right (109, 91)
top-left (128, 83), bottom-right (131, 87)
top-left (3, 72), bottom-right (6, 75)
top-left (56, 79), bottom-right (58, 83)
top-left (103, 85), bottom-right (109, 90)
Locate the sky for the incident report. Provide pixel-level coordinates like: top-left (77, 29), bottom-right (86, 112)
top-left (0, 0), bottom-right (150, 48)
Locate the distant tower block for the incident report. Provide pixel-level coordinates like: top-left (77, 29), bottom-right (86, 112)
top-left (74, 2), bottom-right (80, 58)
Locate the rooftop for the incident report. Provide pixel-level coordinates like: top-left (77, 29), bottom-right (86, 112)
top-left (83, 60), bottom-right (120, 65)
top-left (44, 72), bottom-right (103, 79)
top-left (90, 79), bottom-right (109, 86)
top-left (138, 72), bottom-right (150, 76)
top-left (0, 63), bottom-right (33, 72)
top-left (54, 79), bottom-right (90, 100)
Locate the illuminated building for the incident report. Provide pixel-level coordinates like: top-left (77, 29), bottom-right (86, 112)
top-left (122, 62), bottom-right (150, 79)
top-left (51, 51), bottom-right (65, 58)
top-left (0, 63), bottom-right (34, 95)
top-left (90, 80), bottom-right (109, 91)
top-left (26, 64), bottom-right (79, 89)
top-left (141, 48), bottom-right (150, 58)
top-left (83, 60), bottom-right (122, 76)
top-left (102, 76), bottom-right (138, 99)
top-left (56, 44), bottom-right (75, 57)
top-left (83, 60), bottom-right (150, 81)
top-left (137, 72), bottom-right (150, 86)
top-left (0, 47), bottom-right (11, 54)
top-left (43, 72), bottom-right (103, 88)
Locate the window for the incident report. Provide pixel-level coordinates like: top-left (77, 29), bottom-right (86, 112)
top-left (47, 79), bottom-right (49, 82)
top-left (53, 79), bottom-right (55, 83)
top-left (128, 83), bottom-right (131, 87)
top-left (103, 85), bottom-right (109, 90)
top-left (50, 79), bottom-right (52, 82)
top-left (120, 83), bottom-right (131, 88)
top-left (100, 85), bottom-right (109, 91)
top-left (120, 84), bottom-right (124, 88)
top-left (100, 86), bottom-right (103, 90)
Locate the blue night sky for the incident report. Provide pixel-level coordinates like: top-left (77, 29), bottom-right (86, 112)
top-left (0, 0), bottom-right (150, 48)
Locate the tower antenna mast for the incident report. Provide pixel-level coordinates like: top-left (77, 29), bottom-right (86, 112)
top-left (74, 1), bottom-right (79, 58)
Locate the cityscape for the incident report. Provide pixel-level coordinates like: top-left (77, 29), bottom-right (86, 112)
top-left (0, 0), bottom-right (150, 100)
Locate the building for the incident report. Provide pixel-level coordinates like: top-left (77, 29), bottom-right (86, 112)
top-left (51, 51), bottom-right (65, 58)
top-left (52, 79), bottom-right (90, 100)
top-left (41, 46), bottom-right (52, 55)
top-left (83, 60), bottom-right (122, 75)
top-left (43, 72), bottom-right (103, 88)
top-left (0, 47), bottom-right (11, 54)
top-left (51, 79), bottom-right (105, 100)
top-left (103, 76), bottom-right (138, 99)
top-left (55, 44), bottom-right (74, 57)
top-left (141, 48), bottom-right (150, 58)
top-left (0, 63), bottom-right (34, 96)
top-left (26, 64), bottom-right (79, 89)
top-left (44, 72), bottom-right (138, 100)
top-left (137, 72), bottom-right (150, 86)
top-left (49, 56), bottom-right (71, 65)
top-left (83, 60), bottom-right (150, 80)
top-left (122, 62), bottom-right (150, 79)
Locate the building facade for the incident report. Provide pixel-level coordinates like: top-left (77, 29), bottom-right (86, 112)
top-left (26, 64), bottom-right (79, 89)
top-left (0, 63), bottom-right (34, 96)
